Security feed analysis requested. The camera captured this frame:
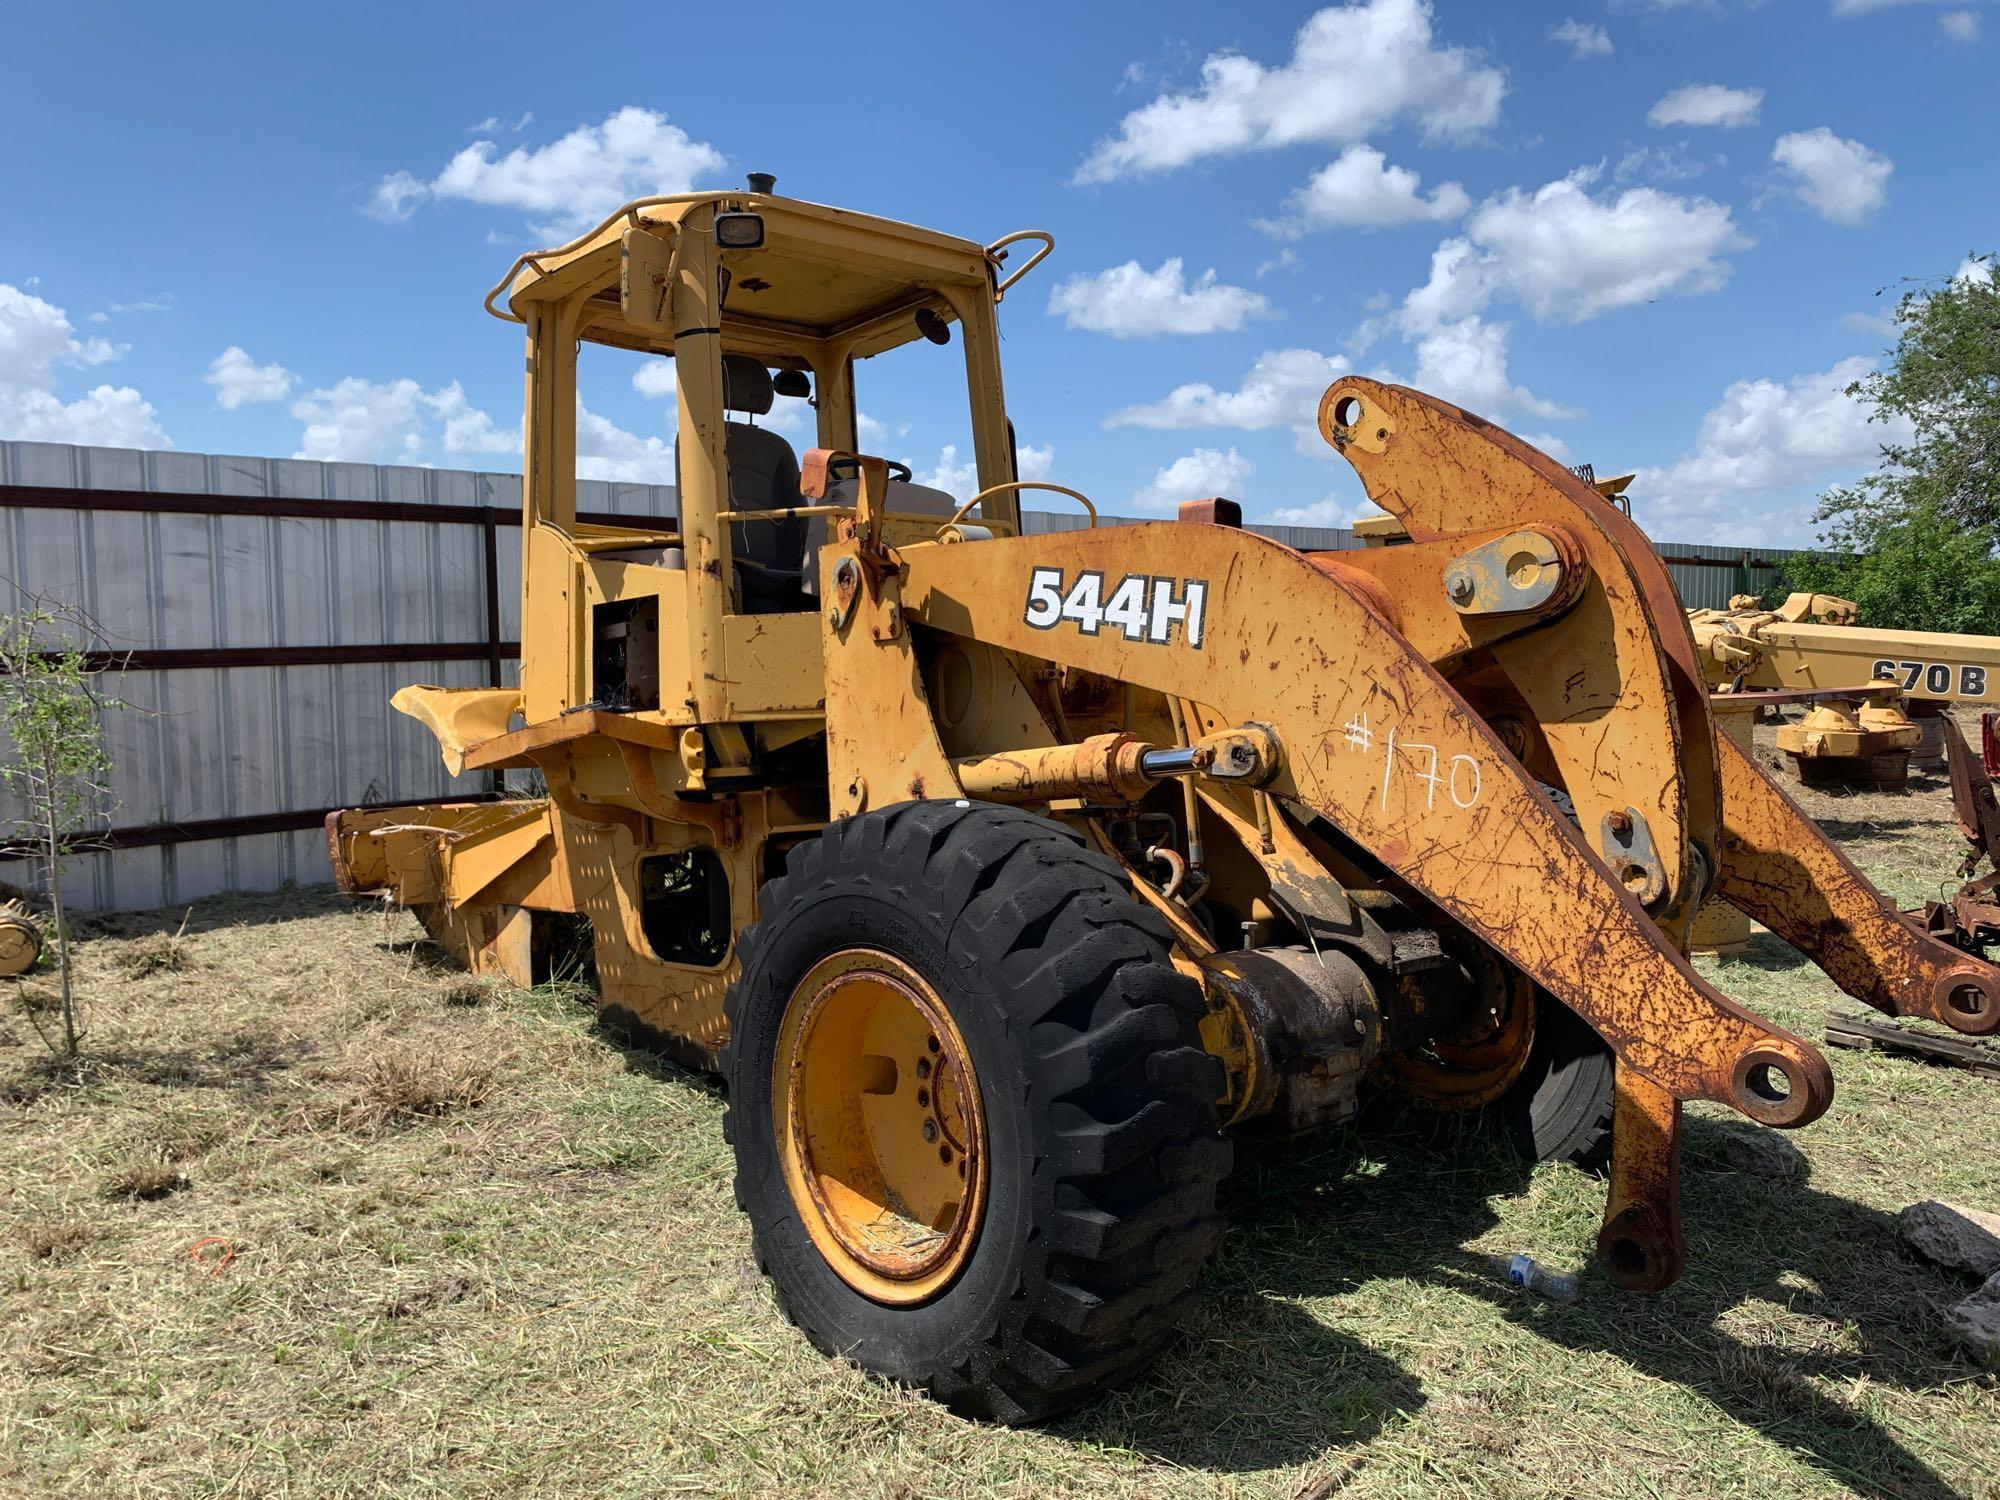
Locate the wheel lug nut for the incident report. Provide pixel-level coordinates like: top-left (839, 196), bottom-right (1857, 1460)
top-left (922, 1120), bottom-right (938, 1143)
top-left (915, 1058), bottom-right (932, 1079)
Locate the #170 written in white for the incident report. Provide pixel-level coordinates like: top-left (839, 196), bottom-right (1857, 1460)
top-left (1341, 710), bottom-right (1482, 811)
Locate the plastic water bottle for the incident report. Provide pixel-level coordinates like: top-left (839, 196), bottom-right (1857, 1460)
top-left (1488, 1252), bottom-right (1579, 1303)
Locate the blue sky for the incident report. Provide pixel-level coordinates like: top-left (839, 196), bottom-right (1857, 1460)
top-left (2, 0), bottom-right (1992, 544)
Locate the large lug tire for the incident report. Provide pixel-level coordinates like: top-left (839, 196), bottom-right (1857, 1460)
top-left (721, 801), bottom-right (1230, 1423)
top-left (1490, 993), bottom-right (1616, 1172)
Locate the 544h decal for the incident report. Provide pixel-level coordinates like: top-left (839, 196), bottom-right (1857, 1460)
top-left (1024, 568), bottom-right (1209, 647)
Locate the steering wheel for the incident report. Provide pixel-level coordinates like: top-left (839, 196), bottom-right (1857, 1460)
top-left (827, 454), bottom-right (914, 485)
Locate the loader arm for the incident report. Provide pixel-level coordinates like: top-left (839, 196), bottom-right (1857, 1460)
top-left (1315, 378), bottom-right (2000, 1039)
top-left (898, 520), bottom-right (1830, 1290)
top-left (1715, 731), bottom-right (2000, 1034)
top-left (1318, 380), bottom-right (1722, 942)
top-left (887, 377), bottom-right (2000, 1292)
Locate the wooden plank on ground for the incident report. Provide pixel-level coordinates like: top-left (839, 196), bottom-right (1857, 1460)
top-left (1825, 1008), bottom-right (2000, 1078)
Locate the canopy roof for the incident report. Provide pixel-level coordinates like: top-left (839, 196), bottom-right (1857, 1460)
top-left (489, 191), bottom-right (998, 364)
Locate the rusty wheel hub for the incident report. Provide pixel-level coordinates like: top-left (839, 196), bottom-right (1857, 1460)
top-left (1387, 969), bottom-right (1539, 1112)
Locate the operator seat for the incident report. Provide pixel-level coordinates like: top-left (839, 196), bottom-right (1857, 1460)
top-left (716, 354), bottom-right (810, 613)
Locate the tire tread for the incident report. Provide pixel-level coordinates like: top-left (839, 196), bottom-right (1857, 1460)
top-left (721, 801), bottom-right (1229, 1424)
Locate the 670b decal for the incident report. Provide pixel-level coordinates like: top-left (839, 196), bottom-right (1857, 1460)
top-left (1869, 657), bottom-right (1989, 700)
top-left (1024, 568), bottom-right (1209, 647)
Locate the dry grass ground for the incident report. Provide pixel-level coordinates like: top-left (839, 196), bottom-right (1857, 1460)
top-left (4, 731), bottom-right (1999, 1499)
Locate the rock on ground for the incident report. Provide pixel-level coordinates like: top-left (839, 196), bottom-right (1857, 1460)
top-left (1899, 1200), bottom-right (2000, 1279)
top-left (1948, 1272), bottom-right (2000, 1369)
top-left (1708, 1122), bottom-right (1807, 1182)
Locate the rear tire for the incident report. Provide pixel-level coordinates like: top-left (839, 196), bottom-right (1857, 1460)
top-left (1490, 993), bottom-right (1615, 1171)
top-left (722, 801), bottom-right (1230, 1423)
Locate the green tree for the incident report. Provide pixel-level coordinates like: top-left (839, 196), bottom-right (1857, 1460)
top-left (0, 601), bottom-right (120, 1061)
top-left (1820, 254), bottom-right (1999, 541)
top-left (1778, 504), bottom-right (2000, 634)
top-left (1786, 254), bottom-right (2000, 631)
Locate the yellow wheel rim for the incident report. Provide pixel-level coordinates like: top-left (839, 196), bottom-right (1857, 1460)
top-left (773, 949), bottom-right (988, 1304)
top-left (1386, 970), bottom-right (1538, 1112)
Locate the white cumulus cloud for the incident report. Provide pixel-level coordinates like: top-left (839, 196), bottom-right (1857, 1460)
top-left (432, 384), bottom-right (517, 456)
top-left (1406, 316), bottom-right (1578, 420)
top-left (914, 445), bottom-right (979, 499)
top-left (912, 440), bottom-right (1056, 500)
top-left (0, 281), bottom-right (168, 449)
top-left (1771, 128), bottom-right (1893, 225)
top-left (204, 346), bottom-right (295, 409)
top-left (1018, 443), bottom-right (1056, 482)
top-left (1258, 145), bottom-right (1471, 236)
top-left (292, 378), bottom-right (434, 463)
top-left (1940, 10), bottom-right (1980, 41)
top-left (1403, 168), bottom-right (1749, 325)
top-left (1047, 258), bottom-right (1268, 337)
top-left (1635, 357), bottom-right (1908, 541)
top-left (289, 377), bottom-right (519, 464)
top-left (1106, 348), bottom-right (1350, 440)
top-left (631, 358), bottom-right (678, 401)
top-left (1646, 83), bottom-right (1764, 129)
top-left (1264, 497), bottom-right (1355, 527)
top-left (367, 107), bottom-right (727, 238)
top-left (576, 401), bottom-right (674, 482)
top-left (1131, 447), bottom-right (1254, 513)
top-left (1840, 309), bottom-right (1898, 336)
top-left (902, 441), bottom-right (1053, 498)
top-left (856, 413), bottom-right (909, 451)
top-left (1351, 168), bottom-right (1728, 422)
top-left (365, 172), bottom-right (430, 224)
top-left (1073, 0), bottom-right (1504, 184)
top-left (1550, 18), bottom-right (1613, 57)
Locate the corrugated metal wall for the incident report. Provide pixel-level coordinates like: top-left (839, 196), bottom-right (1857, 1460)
top-left (1, 440), bottom-right (1808, 911)
top-left (0, 440), bottom-right (673, 911)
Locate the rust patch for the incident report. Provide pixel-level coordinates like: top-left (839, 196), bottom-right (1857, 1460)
top-left (324, 811), bottom-right (360, 894)
top-left (1176, 497), bottom-right (1243, 527)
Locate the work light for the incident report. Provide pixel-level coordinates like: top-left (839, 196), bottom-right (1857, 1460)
top-left (715, 212), bottom-right (764, 249)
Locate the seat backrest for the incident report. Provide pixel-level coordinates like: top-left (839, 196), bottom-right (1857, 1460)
top-left (724, 421), bottom-right (807, 611)
top-left (723, 421), bottom-right (801, 511)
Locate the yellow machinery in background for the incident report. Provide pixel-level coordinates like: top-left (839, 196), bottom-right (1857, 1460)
top-left (326, 178), bottom-right (2000, 1423)
top-left (1689, 592), bottom-right (2000, 787)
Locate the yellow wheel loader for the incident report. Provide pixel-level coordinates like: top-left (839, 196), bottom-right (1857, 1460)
top-left (329, 177), bottom-right (2000, 1423)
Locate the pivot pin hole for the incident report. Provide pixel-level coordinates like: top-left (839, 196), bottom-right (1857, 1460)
top-left (1946, 983), bottom-right (1989, 1018)
top-left (1608, 1236), bottom-right (1649, 1279)
top-left (1745, 1061), bottom-right (1792, 1105)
